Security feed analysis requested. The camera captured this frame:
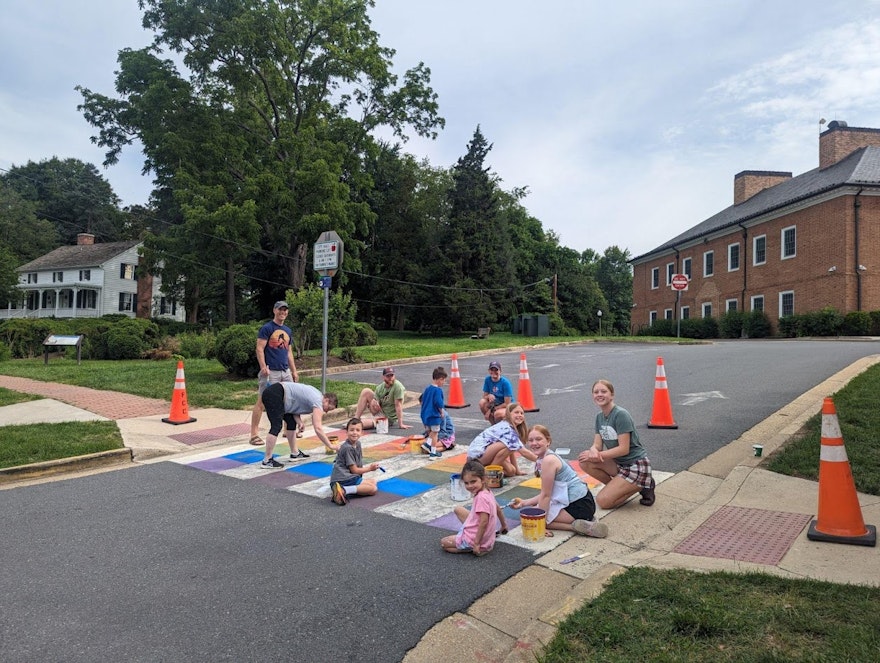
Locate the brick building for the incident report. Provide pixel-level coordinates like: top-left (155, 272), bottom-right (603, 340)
top-left (630, 121), bottom-right (880, 332)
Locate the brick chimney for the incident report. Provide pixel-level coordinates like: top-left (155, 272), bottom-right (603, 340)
top-left (76, 233), bottom-right (95, 245)
top-left (819, 121), bottom-right (880, 168)
top-left (734, 170), bottom-right (792, 205)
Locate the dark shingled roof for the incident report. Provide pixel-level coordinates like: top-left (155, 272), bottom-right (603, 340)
top-left (632, 146), bottom-right (880, 262)
top-left (17, 240), bottom-right (141, 272)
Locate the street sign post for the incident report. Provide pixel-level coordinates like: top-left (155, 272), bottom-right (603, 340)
top-left (314, 231), bottom-right (344, 392)
top-left (670, 273), bottom-right (689, 339)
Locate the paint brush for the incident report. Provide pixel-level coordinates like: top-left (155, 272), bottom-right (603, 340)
top-left (559, 553), bottom-right (590, 565)
top-left (378, 466), bottom-right (386, 473)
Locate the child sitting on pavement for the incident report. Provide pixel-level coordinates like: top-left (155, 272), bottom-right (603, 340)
top-left (441, 460), bottom-right (509, 556)
top-left (419, 366), bottom-right (448, 456)
top-left (330, 418), bottom-right (382, 506)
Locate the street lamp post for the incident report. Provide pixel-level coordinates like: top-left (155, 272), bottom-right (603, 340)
top-left (597, 309), bottom-right (603, 337)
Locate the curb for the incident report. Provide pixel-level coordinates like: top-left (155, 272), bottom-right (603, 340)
top-left (0, 448), bottom-right (133, 485)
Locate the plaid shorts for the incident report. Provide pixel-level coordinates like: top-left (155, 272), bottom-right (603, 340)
top-left (616, 458), bottom-right (653, 490)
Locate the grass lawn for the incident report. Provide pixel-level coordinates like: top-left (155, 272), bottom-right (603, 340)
top-left (0, 387), bottom-right (41, 407)
top-left (0, 420), bottom-right (123, 469)
top-left (539, 567), bottom-right (880, 662)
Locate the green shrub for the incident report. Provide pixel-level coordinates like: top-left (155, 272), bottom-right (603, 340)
top-left (679, 317), bottom-right (718, 339)
top-left (718, 310), bottom-right (744, 339)
top-left (104, 318), bottom-right (158, 359)
top-left (287, 285), bottom-right (358, 355)
top-left (743, 310), bottom-right (772, 338)
top-left (778, 315), bottom-right (797, 338)
top-left (548, 312), bottom-right (566, 336)
top-left (637, 318), bottom-right (674, 337)
top-left (215, 323), bottom-right (259, 377)
top-left (870, 311), bottom-right (880, 335)
top-left (0, 318), bottom-right (68, 358)
top-left (353, 322), bottom-right (378, 347)
top-left (178, 331), bottom-right (216, 359)
top-left (0, 341), bottom-right (10, 362)
top-left (842, 311), bottom-right (872, 336)
top-left (339, 346), bottom-right (364, 363)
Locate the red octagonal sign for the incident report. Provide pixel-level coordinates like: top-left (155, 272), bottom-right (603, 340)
top-left (671, 274), bottom-right (689, 291)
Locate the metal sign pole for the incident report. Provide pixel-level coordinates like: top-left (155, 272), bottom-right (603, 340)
top-left (321, 284), bottom-right (329, 394)
top-left (676, 289), bottom-right (681, 339)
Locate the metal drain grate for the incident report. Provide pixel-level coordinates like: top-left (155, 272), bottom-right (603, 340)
top-left (673, 506), bottom-right (812, 566)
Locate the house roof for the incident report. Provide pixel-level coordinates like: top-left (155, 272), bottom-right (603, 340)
top-left (631, 146), bottom-right (880, 262)
top-left (17, 240), bottom-right (141, 272)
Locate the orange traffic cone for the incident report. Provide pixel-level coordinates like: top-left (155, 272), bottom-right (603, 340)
top-left (162, 360), bottom-right (197, 425)
top-left (446, 353), bottom-right (469, 408)
top-left (807, 397), bottom-right (876, 546)
top-left (647, 357), bottom-right (677, 429)
top-left (516, 353), bottom-right (539, 412)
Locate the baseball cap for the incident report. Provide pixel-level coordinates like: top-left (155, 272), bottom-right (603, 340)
top-left (273, 301), bottom-right (289, 309)
top-left (382, 367), bottom-right (395, 376)
top-left (488, 361), bottom-right (501, 370)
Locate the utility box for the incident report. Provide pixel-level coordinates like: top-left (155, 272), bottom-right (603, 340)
top-left (523, 314), bottom-right (549, 337)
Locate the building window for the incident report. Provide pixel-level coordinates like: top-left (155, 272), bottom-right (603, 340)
top-left (779, 291), bottom-right (794, 317)
top-left (753, 235), bottom-right (766, 265)
top-left (682, 257), bottom-right (692, 279)
top-left (726, 299), bottom-right (738, 312)
top-left (664, 309), bottom-right (673, 320)
top-left (27, 273), bottom-right (38, 284)
top-left (159, 297), bottom-right (177, 315)
top-left (651, 267), bottom-right (659, 289)
top-left (53, 271), bottom-right (63, 283)
top-left (702, 302), bottom-right (713, 318)
top-left (41, 291), bottom-right (55, 308)
top-left (79, 269), bottom-right (91, 281)
top-left (666, 263), bottom-right (675, 286)
top-left (119, 292), bottom-right (135, 312)
top-left (751, 295), bottom-right (764, 312)
top-left (703, 251), bottom-right (714, 277)
top-left (120, 263), bottom-right (137, 280)
top-left (728, 243), bottom-right (740, 271)
top-left (27, 292), bottom-right (39, 310)
top-left (781, 226), bottom-right (796, 259)
top-left (77, 290), bottom-right (97, 309)
top-left (680, 306), bottom-right (690, 319)
top-left (650, 311), bottom-right (658, 325)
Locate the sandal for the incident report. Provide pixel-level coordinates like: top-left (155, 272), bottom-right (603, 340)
top-left (639, 477), bottom-right (656, 506)
top-left (296, 424), bottom-right (305, 438)
top-left (249, 435), bottom-right (264, 446)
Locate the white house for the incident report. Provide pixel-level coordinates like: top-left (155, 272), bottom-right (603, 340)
top-left (1, 233), bottom-right (184, 321)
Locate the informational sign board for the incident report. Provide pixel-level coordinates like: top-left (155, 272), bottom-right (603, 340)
top-left (671, 273), bottom-right (690, 291)
top-left (42, 334), bottom-right (84, 365)
top-left (314, 230), bottom-right (344, 277)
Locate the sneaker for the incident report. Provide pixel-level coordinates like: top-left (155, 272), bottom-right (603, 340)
top-left (289, 449), bottom-right (310, 460)
top-left (260, 457), bottom-right (284, 469)
top-left (420, 441), bottom-right (433, 455)
top-left (572, 519), bottom-right (608, 538)
top-left (639, 477), bottom-right (656, 506)
top-left (428, 449), bottom-right (442, 458)
top-left (331, 481), bottom-right (347, 506)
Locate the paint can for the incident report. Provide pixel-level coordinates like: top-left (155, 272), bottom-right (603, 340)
top-left (519, 507), bottom-right (546, 542)
top-left (375, 417), bottom-right (389, 435)
top-left (450, 473), bottom-right (469, 501)
top-left (485, 465), bottom-right (504, 489)
top-left (409, 435), bottom-right (426, 453)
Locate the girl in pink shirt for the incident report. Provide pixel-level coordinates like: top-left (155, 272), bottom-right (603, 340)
top-left (441, 460), bottom-right (508, 556)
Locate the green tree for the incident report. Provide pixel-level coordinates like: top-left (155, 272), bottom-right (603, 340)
top-left (78, 0), bottom-right (443, 319)
top-left (0, 158), bottom-right (123, 244)
top-left (0, 182), bottom-right (60, 262)
top-left (595, 245), bottom-right (633, 334)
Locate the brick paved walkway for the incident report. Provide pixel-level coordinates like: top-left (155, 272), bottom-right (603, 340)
top-left (0, 376), bottom-right (169, 419)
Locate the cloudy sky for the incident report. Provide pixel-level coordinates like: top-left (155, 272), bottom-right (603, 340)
top-left (3, 0), bottom-right (880, 259)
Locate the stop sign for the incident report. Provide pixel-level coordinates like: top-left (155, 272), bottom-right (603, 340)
top-left (671, 273), bottom-right (689, 291)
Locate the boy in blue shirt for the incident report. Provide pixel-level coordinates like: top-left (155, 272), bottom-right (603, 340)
top-left (419, 366), bottom-right (448, 456)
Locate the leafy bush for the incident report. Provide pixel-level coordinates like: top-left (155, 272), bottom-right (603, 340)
top-left (679, 317), bottom-right (718, 339)
top-left (177, 331), bottom-right (216, 359)
top-left (548, 312), bottom-right (566, 336)
top-left (637, 318), bottom-right (674, 337)
top-left (718, 311), bottom-right (744, 339)
top-left (104, 318), bottom-right (159, 359)
top-left (777, 315), bottom-right (797, 338)
top-left (742, 310), bottom-right (771, 338)
top-left (353, 322), bottom-right (378, 347)
top-left (215, 323), bottom-right (260, 377)
top-left (0, 318), bottom-right (68, 358)
top-left (287, 285), bottom-right (358, 355)
top-left (338, 346), bottom-right (364, 363)
top-left (842, 311), bottom-right (872, 336)
top-left (870, 311), bottom-right (880, 335)
top-left (0, 341), bottom-right (10, 362)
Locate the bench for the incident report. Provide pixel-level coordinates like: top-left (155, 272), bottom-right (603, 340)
top-left (471, 327), bottom-right (491, 339)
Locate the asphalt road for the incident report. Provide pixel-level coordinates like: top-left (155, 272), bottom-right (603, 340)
top-left (347, 338), bottom-right (880, 472)
top-left (1, 338), bottom-right (876, 662)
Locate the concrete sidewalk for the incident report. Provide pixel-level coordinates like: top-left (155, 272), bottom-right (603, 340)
top-left (2, 356), bottom-right (880, 663)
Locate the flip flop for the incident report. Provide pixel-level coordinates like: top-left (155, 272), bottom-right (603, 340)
top-left (249, 435), bottom-right (264, 446)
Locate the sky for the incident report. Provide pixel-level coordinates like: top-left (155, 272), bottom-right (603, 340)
top-left (3, 0), bottom-right (880, 259)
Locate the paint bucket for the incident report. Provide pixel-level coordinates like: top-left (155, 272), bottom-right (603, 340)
top-left (520, 507), bottom-right (546, 542)
top-left (450, 473), bottom-right (469, 501)
top-left (409, 435), bottom-right (426, 453)
top-left (485, 465), bottom-right (504, 489)
top-left (375, 417), bottom-right (389, 435)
